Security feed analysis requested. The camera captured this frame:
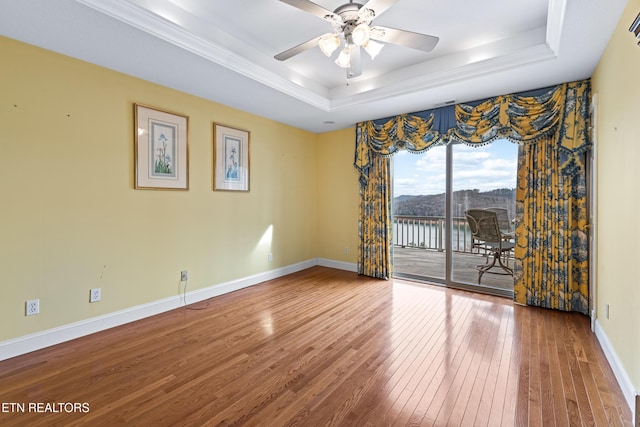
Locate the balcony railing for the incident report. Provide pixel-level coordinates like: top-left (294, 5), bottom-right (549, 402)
top-left (392, 215), bottom-right (476, 253)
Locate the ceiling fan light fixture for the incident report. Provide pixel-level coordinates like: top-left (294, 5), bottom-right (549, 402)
top-left (274, 0), bottom-right (439, 75)
top-left (318, 33), bottom-right (341, 57)
top-left (351, 23), bottom-right (371, 46)
top-left (363, 39), bottom-right (384, 59)
top-left (370, 26), bottom-right (386, 39)
top-left (335, 45), bottom-right (351, 68)
top-left (357, 8), bottom-right (375, 22)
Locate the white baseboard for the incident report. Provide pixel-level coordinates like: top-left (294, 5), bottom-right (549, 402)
top-left (317, 258), bottom-right (357, 272)
top-left (594, 319), bottom-right (638, 423)
top-left (0, 258), bottom-right (320, 362)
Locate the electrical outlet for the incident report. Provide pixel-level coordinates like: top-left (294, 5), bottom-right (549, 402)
top-left (344, 246), bottom-right (349, 254)
top-left (605, 304), bottom-right (610, 319)
top-left (180, 270), bottom-right (188, 281)
top-left (89, 288), bottom-right (101, 303)
top-left (25, 299), bottom-right (39, 316)
top-left (268, 253), bottom-right (273, 262)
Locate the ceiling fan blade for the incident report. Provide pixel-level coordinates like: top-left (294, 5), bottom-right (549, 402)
top-left (274, 37), bottom-right (320, 61)
top-left (362, 0), bottom-right (399, 17)
top-left (278, 0), bottom-right (335, 19)
top-left (347, 46), bottom-right (362, 79)
top-left (371, 26), bottom-right (439, 52)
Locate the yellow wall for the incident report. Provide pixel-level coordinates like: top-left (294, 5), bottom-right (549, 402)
top-left (592, 0), bottom-right (640, 391)
top-left (0, 36), bottom-right (319, 341)
top-left (316, 129), bottom-right (360, 264)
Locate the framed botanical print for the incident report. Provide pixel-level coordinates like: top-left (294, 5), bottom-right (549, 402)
top-left (134, 104), bottom-right (189, 190)
top-left (213, 123), bottom-right (250, 191)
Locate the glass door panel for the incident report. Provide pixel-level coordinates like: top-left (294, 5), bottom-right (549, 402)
top-left (392, 146), bottom-right (446, 282)
top-left (450, 140), bottom-right (517, 293)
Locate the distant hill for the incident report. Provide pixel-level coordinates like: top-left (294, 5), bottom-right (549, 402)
top-left (394, 188), bottom-right (516, 218)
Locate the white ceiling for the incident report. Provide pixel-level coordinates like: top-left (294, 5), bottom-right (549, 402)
top-left (0, 0), bottom-right (627, 133)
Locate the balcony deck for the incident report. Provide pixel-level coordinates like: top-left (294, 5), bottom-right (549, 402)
top-left (393, 246), bottom-right (515, 292)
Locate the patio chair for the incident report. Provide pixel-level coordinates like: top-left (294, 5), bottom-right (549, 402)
top-left (465, 209), bottom-right (515, 284)
top-left (485, 207), bottom-right (514, 239)
top-left (484, 207), bottom-right (514, 265)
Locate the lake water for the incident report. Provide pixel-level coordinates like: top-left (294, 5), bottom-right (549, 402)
top-left (392, 219), bottom-right (474, 252)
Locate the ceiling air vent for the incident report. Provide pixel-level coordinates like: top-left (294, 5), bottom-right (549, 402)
top-left (435, 100), bottom-right (456, 108)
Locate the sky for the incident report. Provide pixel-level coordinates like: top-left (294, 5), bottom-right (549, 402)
top-left (393, 139), bottom-right (518, 196)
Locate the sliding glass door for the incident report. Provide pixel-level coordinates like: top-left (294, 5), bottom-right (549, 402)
top-left (450, 140), bottom-right (517, 294)
top-left (392, 139), bottom-right (518, 296)
top-left (392, 146), bottom-right (447, 282)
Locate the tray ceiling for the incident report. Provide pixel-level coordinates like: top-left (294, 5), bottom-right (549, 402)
top-left (0, 0), bottom-right (627, 132)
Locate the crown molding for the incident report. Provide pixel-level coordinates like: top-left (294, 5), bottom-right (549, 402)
top-left (547, 0), bottom-right (567, 55)
top-left (75, 0), bottom-right (331, 110)
top-left (76, 0), bottom-right (565, 113)
top-left (329, 31), bottom-right (555, 111)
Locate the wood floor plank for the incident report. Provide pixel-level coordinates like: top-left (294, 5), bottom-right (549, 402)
top-left (345, 286), bottom-right (448, 426)
top-left (313, 284), bottom-right (442, 426)
top-left (459, 304), bottom-right (508, 426)
top-left (0, 267), bottom-right (632, 426)
top-left (502, 307), bottom-right (520, 425)
top-left (553, 310), bottom-right (583, 427)
top-left (542, 310), bottom-right (569, 427)
top-left (528, 309), bottom-right (544, 426)
top-left (515, 305), bottom-right (531, 426)
top-left (491, 305), bottom-right (519, 427)
top-left (433, 299), bottom-right (494, 425)
top-left (400, 295), bottom-right (480, 425)
top-left (446, 299), bottom-right (503, 426)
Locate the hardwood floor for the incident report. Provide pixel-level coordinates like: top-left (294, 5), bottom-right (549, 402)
top-left (0, 267), bottom-right (631, 426)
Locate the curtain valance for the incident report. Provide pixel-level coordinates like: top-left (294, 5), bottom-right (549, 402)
top-left (355, 79), bottom-right (591, 182)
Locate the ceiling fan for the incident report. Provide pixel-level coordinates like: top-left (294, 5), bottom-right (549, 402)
top-left (274, 0), bottom-right (439, 79)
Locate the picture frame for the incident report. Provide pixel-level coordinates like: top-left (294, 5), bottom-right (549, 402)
top-left (134, 103), bottom-right (189, 190)
top-left (630, 11), bottom-right (640, 38)
top-left (213, 123), bottom-right (250, 191)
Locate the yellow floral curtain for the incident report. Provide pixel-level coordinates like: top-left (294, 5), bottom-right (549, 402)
top-left (357, 154), bottom-right (393, 279)
top-left (355, 81), bottom-right (592, 174)
top-left (355, 79), bottom-right (591, 314)
top-left (354, 113), bottom-right (443, 183)
top-left (452, 86), bottom-right (562, 144)
top-left (513, 139), bottom-right (589, 313)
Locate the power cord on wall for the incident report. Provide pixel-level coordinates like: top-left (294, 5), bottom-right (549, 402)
top-left (179, 278), bottom-right (209, 311)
